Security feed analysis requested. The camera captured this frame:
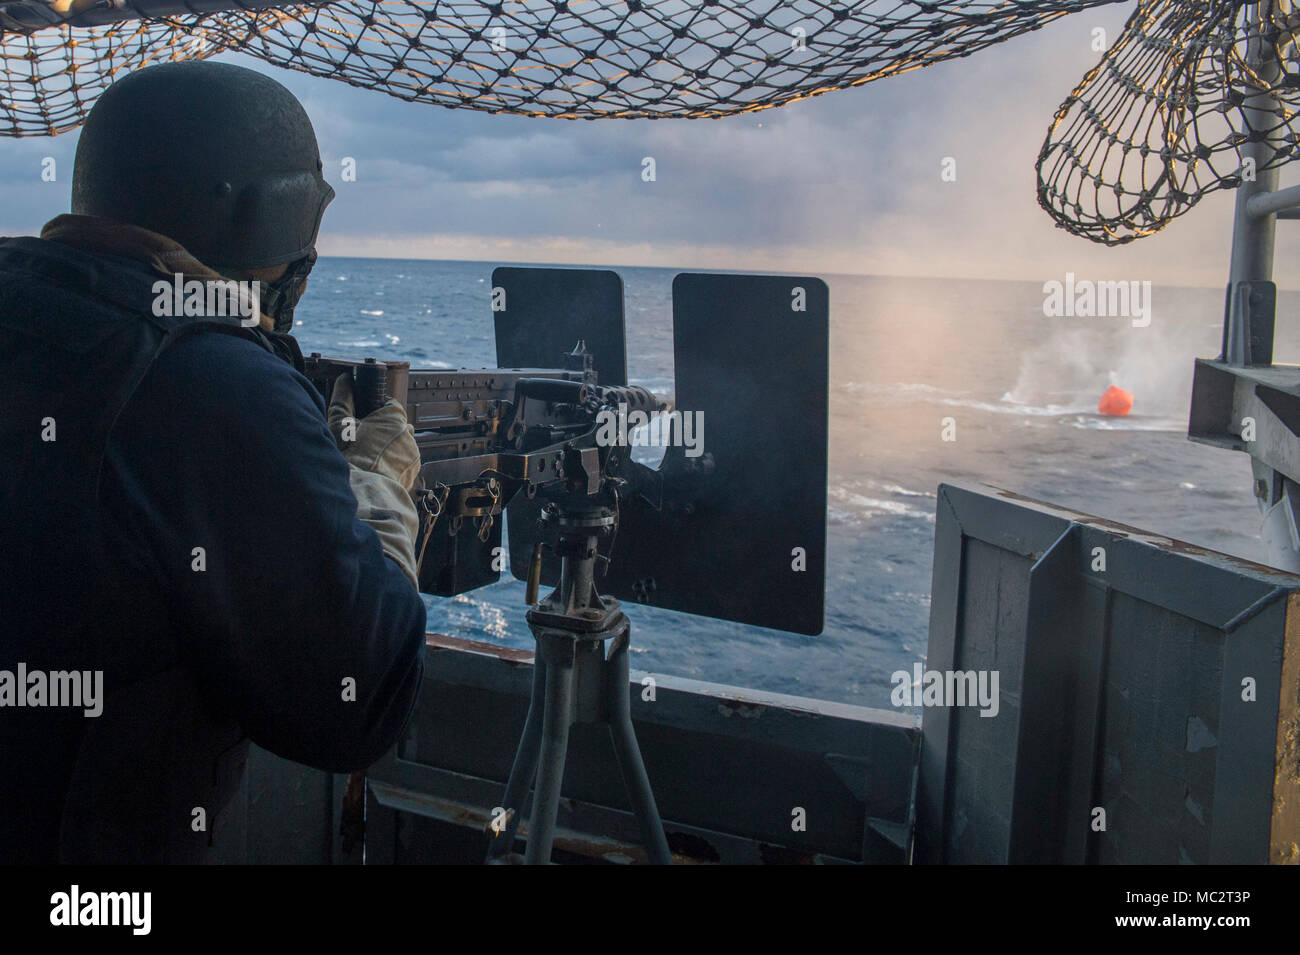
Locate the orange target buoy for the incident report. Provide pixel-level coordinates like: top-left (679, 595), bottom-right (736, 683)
top-left (1098, 384), bottom-right (1134, 416)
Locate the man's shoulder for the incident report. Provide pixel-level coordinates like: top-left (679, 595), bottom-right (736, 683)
top-left (107, 330), bottom-right (334, 501)
top-left (148, 331), bottom-right (326, 425)
top-left (0, 234), bottom-right (158, 290)
top-left (0, 235), bottom-right (169, 334)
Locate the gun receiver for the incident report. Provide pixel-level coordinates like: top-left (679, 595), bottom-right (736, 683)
top-left (303, 344), bottom-right (666, 597)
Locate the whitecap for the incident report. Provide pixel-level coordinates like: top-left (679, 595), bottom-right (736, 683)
top-left (869, 480), bottom-right (934, 499)
top-left (828, 486), bottom-right (934, 523)
top-left (1068, 415), bottom-right (1185, 432)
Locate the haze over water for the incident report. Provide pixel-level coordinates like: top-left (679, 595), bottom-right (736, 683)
top-left (295, 257), bottom-right (1282, 710)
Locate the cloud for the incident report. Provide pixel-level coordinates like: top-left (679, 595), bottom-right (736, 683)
top-left (3, 5), bottom-right (1297, 287)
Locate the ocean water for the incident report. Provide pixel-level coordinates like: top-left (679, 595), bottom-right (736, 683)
top-left (293, 257), bottom-right (1290, 709)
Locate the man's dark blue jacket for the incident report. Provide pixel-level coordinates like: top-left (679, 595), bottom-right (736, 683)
top-left (0, 234), bottom-right (426, 863)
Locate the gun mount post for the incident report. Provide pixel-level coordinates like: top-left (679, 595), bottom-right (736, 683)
top-left (485, 503), bottom-right (673, 865)
top-left (1195, 1), bottom-right (1300, 572)
top-left (1226, 2), bottom-right (1283, 363)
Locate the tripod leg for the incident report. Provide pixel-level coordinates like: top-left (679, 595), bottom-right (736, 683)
top-left (524, 635), bottom-right (575, 864)
top-left (485, 651), bottom-right (546, 861)
top-left (606, 631), bottom-right (673, 865)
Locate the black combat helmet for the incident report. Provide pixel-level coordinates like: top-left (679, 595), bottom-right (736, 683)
top-left (72, 60), bottom-right (334, 328)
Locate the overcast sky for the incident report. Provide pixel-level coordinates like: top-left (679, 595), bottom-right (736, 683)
top-left (3, 1), bottom-right (1297, 288)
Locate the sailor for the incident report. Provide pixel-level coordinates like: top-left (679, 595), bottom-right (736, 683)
top-left (0, 60), bottom-right (426, 862)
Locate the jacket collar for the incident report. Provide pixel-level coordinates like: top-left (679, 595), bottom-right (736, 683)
top-left (40, 214), bottom-right (277, 333)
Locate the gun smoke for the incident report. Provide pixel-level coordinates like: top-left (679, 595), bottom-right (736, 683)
top-left (595, 402), bottom-right (704, 458)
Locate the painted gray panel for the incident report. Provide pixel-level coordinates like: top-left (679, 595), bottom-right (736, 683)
top-left (918, 482), bottom-right (1298, 864)
top-left (943, 538), bottom-right (1028, 863)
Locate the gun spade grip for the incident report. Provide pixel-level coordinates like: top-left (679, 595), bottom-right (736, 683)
top-left (354, 359), bottom-right (388, 418)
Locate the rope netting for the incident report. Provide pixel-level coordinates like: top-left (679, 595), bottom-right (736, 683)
top-left (0, 15), bottom-right (228, 136)
top-left (1038, 0), bottom-right (1300, 243)
top-left (2, 0), bottom-right (1123, 135)
top-left (2, 0), bottom-right (1299, 242)
top-left (209, 0), bottom-right (1121, 118)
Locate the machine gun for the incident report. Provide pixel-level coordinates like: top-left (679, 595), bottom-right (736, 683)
top-left (302, 265), bottom-right (830, 864)
top-left (303, 342), bottom-right (676, 603)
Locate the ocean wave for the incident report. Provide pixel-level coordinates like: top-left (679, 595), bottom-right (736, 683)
top-left (991, 393), bottom-right (1093, 415)
top-left (629, 376), bottom-right (674, 397)
top-left (432, 592), bottom-right (513, 641)
top-left (952, 395), bottom-right (1184, 432)
top-left (842, 381), bottom-right (953, 398)
top-left (843, 381), bottom-right (1184, 431)
top-left (360, 309), bottom-right (384, 316)
top-left (1065, 414), bottom-right (1186, 432)
top-left (829, 486), bottom-right (935, 524)
top-left (871, 481), bottom-right (934, 499)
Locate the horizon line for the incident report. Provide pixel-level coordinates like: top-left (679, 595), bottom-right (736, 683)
top-left (311, 251), bottom-right (1261, 294)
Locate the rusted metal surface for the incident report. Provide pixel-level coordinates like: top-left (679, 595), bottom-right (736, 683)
top-left (427, 632), bottom-right (533, 665)
top-left (1272, 594), bottom-right (1300, 864)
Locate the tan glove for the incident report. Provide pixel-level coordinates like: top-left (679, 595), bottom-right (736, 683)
top-left (327, 374), bottom-right (421, 491)
top-left (327, 374), bottom-right (422, 589)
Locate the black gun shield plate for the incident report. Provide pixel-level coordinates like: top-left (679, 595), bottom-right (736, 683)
top-left (494, 266), bottom-right (627, 587)
top-left (492, 266), bottom-right (627, 384)
top-left (598, 273), bottom-right (828, 635)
